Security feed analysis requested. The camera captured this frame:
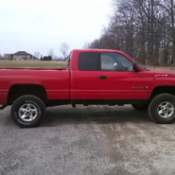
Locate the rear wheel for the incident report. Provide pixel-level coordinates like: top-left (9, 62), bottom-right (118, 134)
top-left (148, 93), bottom-right (175, 124)
top-left (11, 95), bottom-right (45, 128)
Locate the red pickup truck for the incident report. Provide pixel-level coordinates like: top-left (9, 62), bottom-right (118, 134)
top-left (1, 49), bottom-right (175, 127)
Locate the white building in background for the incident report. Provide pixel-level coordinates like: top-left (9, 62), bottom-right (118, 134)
top-left (4, 51), bottom-right (38, 60)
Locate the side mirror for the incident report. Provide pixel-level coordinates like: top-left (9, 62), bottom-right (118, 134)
top-left (133, 64), bottom-right (140, 72)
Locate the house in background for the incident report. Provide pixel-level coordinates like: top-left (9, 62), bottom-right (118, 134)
top-left (4, 51), bottom-right (37, 60)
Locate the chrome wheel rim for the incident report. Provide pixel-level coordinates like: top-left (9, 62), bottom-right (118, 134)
top-left (157, 101), bottom-right (175, 119)
top-left (18, 103), bottom-right (38, 122)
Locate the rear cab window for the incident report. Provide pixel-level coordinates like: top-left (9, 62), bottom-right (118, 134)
top-left (78, 52), bottom-right (100, 71)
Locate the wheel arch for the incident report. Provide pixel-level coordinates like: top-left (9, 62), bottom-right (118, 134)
top-left (7, 84), bottom-right (48, 105)
top-left (151, 86), bottom-right (175, 99)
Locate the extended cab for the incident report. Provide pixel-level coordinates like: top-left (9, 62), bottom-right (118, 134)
top-left (1, 49), bottom-right (175, 127)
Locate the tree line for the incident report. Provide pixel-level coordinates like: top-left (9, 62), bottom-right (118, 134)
top-left (89, 0), bottom-right (175, 65)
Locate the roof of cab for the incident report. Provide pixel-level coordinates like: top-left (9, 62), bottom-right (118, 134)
top-left (72, 49), bottom-right (122, 53)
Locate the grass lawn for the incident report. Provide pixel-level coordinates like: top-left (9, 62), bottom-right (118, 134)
top-left (1, 60), bottom-right (175, 71)
top-left (0, 60), bottom-right (67, 69)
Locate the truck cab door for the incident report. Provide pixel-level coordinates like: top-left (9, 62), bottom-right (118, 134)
top-left (71, 52), bottom-right (150, 101)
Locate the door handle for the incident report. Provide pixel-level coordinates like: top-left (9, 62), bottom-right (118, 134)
top-left (99, 75), bottom-right (108, 80)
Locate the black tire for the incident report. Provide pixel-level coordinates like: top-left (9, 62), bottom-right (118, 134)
top-left (11, 95), bottom-right (45, 128)
top-left (148, 93), bottom-right (175, 124)
top-left (132, 104), bottom-right (148, 111)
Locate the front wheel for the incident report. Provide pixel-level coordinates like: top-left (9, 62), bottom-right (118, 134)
top-left (11, 95), bottom-right (46, 128)
top-left (148, 93), bottom-right (175, 124)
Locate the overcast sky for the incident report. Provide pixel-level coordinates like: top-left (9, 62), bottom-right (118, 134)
top-left (0, 0), bottom-right (112, 56)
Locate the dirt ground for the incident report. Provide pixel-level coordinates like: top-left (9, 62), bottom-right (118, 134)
top-left (0, 105), bottom-right (175, 175)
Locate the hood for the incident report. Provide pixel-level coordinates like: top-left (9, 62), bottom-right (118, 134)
top-left (145, 67), bottom-right (175, 78)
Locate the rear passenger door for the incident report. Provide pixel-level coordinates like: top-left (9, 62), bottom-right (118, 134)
top-left (71, 52), bottom-right (102, 100)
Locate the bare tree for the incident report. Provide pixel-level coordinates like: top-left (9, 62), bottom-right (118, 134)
top-left (34, 52), bottom-right (41, 59)
top-left (60, 43), bottom-right (70, 59)
top-left (89, 0), bottom-right (175, 66)
top-left (48, 49), bottom-right (55, 58)
top-left (160, 0), bottom-right (175, 64)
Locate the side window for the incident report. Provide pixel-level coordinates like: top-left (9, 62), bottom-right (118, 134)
top-left (79, 52), bottom-right (100, 71)
top-left (101, 53), bottom-right (133, 71)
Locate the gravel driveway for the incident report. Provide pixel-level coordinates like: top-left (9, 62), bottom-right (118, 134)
top-left (0, 105), bottom-right (175, 175)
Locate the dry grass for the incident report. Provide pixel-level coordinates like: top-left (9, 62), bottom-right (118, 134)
top-left (0, 60), bottom-right (67, 69)
top-left (1, 60), bottom-right (175, 71)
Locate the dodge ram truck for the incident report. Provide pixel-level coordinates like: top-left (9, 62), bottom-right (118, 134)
top-left (0, 49), bottom-right (175, 127)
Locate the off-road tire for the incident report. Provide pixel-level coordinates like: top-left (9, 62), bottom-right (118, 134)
top-left (11, 95), bottom-right (45, 128)
top-left (148, 93), bottom-right (175, 124)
